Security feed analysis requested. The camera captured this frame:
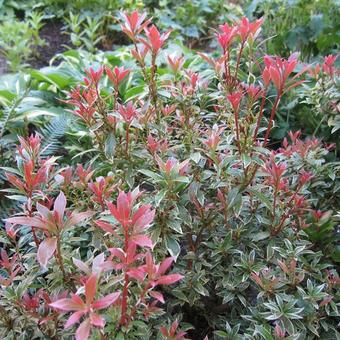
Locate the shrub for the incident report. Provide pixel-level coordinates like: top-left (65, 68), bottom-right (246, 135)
top-left (0, 11), bottom-right (339, 339)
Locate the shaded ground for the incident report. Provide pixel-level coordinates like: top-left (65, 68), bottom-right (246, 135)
top-left (30, 20), bottom-right (69, 70)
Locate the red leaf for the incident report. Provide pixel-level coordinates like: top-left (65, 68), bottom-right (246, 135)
top-left (116, 191), bottom-right (131, 224)
top-left (109, 247), bottom-right (125, 262)
top-left (106, 201), bottom-right (121, 222)
top-left (37, 237), bottom-right (57, 268)
top-left (85, 274), bottom-right (97, 305)
top-left (156, 274), bottom-right (184, 286)
top-left (76, 318), bottom-right (91, 340)
top-left (269, 66), bottom-right (281, 90)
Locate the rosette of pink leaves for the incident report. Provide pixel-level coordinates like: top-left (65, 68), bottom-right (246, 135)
top-left (6, 191), bottom-right (94, 268)
top-left (95, 187), bottom-right (155, 249)
top-left (49, 274), bottom-right (120, 340)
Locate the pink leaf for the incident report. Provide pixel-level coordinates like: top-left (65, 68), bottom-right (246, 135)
top-left (49, 298), bottom-right (84, 312)
top-left (92, 292), bottom-right (120, 310)
top-left (95, 220), bottom-right (115, 234)
top-left (76, 318), bottom-right (91, 340)
top-left (131, 234), bottom-right (154, 248)
top-left (64, 311), bottom-right (85, 329)
top-left (127, 268), bottom-right (146, 281)
top-left (54, 191), bottom-right (67, 219)
top-left (90, 312), bottom-right (105, 327)
top-left (36, 203), bottom-right (51, 219)
top-left (73, 258), bottom-right (90, 274)
top-left (109, 247), bottom-right (125, 262)
top-left (5, 216), bottom-right (46, 229)
top-left (133, 208), bottom-right (155, 231)
top-left (156, 274), bottom-right (184, 286)
top-left (116, 191), bottom-right (130, 223)
top-left (131, 205), bottom-right (151, 224)
top-left (37, 237), bottom-right (57, 268)
top-left (158, 256), bottom-right (174, 276)
top-left (92, 253), bottom-right (105, 274)
top-left (65, 211), bottom-right (94, 228)
top-left (149, 290), bottom-right (165, 303)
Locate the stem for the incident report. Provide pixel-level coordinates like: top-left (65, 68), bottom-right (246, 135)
top-left (312, 115), bottom-right (326, 137)
top-left (150, 53), bottom-right (160, 123)
top-left (253, 89), bottom-right (267, 142)
top-left (93, 129), bottom-right (105, 154)
top-left (271, 183), bottom-right (303, 236)
top-left (120, 230), bottom-right (130, 326)
top-left (263, 93), bottom-right (282, 146)
top-left (28, 204), bottom-right (40, 247)
top-left (272, 184), bottom-right (278, 226)
top-left (125, 125), bottom-right (130, 156)
top-left (31, 227), bottom-right (40, 248)
top-left (119, 273), bottom-right (129, 326)
top-left (233, 108), bottom-right (242, 155)
top-left (56, 236), bottom-right (66, 281)
top-left (233, 41), bottom-right (245, 88)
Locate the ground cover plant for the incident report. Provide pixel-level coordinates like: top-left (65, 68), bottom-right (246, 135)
top-left (0, 6), bottom-right (339, 340)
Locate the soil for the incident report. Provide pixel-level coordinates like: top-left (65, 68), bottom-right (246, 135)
top-left (30, 20), bottom-right (70, 70)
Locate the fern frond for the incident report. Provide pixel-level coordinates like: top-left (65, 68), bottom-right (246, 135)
top-left (39, 113), bottom-right (72, 157)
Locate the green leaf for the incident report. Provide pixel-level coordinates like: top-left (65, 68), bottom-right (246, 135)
top-left (104, 133), bottom-right (116, 160)
top-left (139, 169), bottom-right (162, 181)
top-left (167, 219), bottom-right (183, 234)
top-left (155, 189), bottom-right (167, 206)
top-left (252, 231), bottom-right (270, 241)
top-left (165, 236), bottom-right (180, 259)
top-left (30, 69), bottom-right (73, 89)
top-left (193, 282), bottom-right (209, 296)
top-left (250, 189), bottom-right (272, 211)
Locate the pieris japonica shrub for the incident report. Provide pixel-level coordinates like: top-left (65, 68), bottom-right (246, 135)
top-left (1, 11), bottom-right (339, 339)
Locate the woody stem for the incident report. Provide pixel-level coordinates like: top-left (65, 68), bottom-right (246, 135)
top-left (120, 229), bottom-right (130, 326)
top-left (263, 92), bottom-right (282, 145)
top-left (125, 125), bottom-right (130, 156)
top-left (56, 235), bottom-right (66, 281)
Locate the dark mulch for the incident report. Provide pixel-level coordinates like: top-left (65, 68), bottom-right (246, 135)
top-left (29, 20), bottom-right (70, 70)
